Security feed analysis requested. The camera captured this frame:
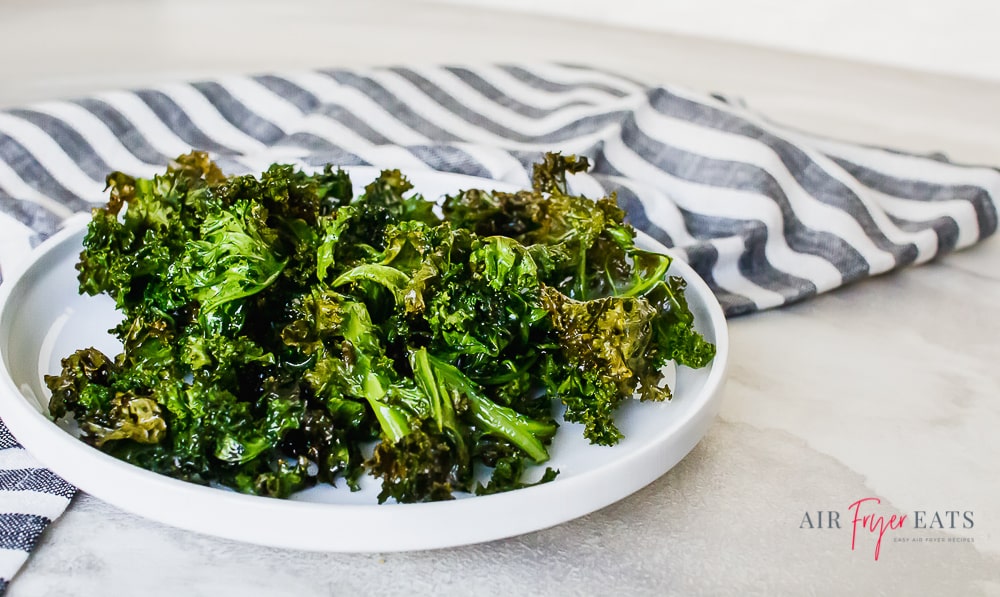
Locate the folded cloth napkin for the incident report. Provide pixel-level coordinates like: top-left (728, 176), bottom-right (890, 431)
top-left (0, 63), bottom-right (996, 587)
top-left (0, 427), bottom-right (75, 592)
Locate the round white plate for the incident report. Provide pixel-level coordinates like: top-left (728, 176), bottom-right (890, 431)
top-left (0, 168), bottom-right (728, 552)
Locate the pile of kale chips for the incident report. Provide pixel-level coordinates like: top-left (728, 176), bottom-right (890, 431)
top-left (45, 151), bottom-right (715, 503)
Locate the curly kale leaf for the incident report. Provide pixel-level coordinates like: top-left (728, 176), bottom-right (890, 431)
top-left (367, 419), bottom-right (458, 503)
top-left (443, 154), bottom-right (642, 302)
top-left (646, 276), bottom-right (717, 369)
top-left (372, 347), bottom-right (556, 503)
top-left (362, 168), bottom-right (439, 226)
top-left (321, 168), bottom-right (438, 265)
top-left (410, 348), bottom-right (554, 463)
top-left (45, 348), bottom-right (167, 446)
top-left (79, 173), bottom-right (206, 314)
top-left (46, 347), bottom-right (115, 420)
top-left (475, 455), bottom-right (559, 496)
top-left (347, 344), bottom-right (560, 504)
top-left (425, 236), bottom-right (544, 365)
top-left (281, 408), bottom-right (365, 489)
top-left (50, 150), bottom-right (715, 503)
top-left (530, 152), bottom-right (591, 195)
top-left (540, 285), bottom-right (664, 445)
top-left (175, 200), bottom-right (286, 334)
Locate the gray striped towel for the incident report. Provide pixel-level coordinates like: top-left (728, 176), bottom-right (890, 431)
top-left (0, 63), bottom-right (997, 587)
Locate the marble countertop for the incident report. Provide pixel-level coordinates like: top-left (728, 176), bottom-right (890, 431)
top-left (2, 1), bottom-right (999, 594)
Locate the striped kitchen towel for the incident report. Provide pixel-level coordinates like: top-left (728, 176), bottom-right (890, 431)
top-left (0, 63), bottom-right (997, 586)
top-left (2, 64), bottom-right (998, 311)
top-left (0, 428), bottom-right (75, 591)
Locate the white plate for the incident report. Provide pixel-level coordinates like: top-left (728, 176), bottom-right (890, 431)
top-left (0, 168), bottom-right (728, 552)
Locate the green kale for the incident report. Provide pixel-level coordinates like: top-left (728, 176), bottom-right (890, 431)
top-left (45, 150), bottom-right (715, 503)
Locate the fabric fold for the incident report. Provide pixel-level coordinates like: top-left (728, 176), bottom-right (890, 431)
top-left (1, 64), bottom-right (995, 313)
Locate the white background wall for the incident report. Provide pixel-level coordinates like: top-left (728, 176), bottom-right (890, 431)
top-left (424, 0), bottom-right (1000, 82)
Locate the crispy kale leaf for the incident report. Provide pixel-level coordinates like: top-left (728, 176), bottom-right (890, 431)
top-left (46, 150), bottom-right (715, 503)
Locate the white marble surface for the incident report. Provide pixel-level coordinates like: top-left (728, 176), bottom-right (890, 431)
top-left (2, 1), bottom-right (999, 594)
